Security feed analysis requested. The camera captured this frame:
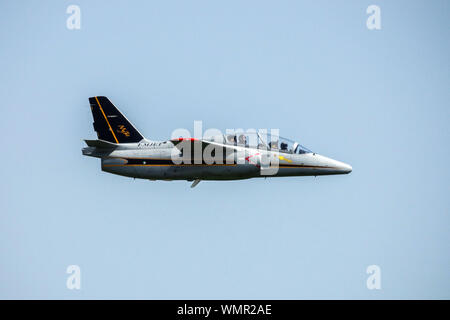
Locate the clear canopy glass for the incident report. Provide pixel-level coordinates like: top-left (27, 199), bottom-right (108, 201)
top-left (206, 132), bottom-right (312, 154)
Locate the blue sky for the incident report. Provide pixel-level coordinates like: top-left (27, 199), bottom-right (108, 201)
top-left (0, 0), bottom-right (449, 299)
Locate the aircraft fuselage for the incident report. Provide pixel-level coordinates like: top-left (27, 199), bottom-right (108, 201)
top-left (83, 140), bottom-right (352, 181)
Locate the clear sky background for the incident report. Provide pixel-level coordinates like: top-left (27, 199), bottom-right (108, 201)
top-left (0, 0), bottom-right (448, 299)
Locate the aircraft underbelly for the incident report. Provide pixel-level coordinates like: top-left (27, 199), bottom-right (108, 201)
top-left (102, 162), bottom-right (259, 180)
top-left (100, 157), bottom-right (347, 180)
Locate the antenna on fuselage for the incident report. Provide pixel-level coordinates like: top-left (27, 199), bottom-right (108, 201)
top-left (191, 179), bottom-right (201, 188)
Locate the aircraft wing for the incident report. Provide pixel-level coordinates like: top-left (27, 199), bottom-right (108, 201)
top-left (170, 138), bottom-right (233, 151)
top-left (171, 138), bottom-right (211, 149)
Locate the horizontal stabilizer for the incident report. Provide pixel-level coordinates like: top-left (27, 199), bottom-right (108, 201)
top-left (84, 139), bottom-right (118, 149)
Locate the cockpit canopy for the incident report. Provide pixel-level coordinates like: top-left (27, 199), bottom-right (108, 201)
top-left (205, 132), bottom-right (312, 154)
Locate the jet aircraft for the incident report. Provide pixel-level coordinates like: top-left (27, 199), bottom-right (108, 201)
top-left (82, 96), bottom-right (352, 187)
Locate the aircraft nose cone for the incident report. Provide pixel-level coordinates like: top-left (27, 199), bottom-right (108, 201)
top-left (339, 162), bottom-right (352, 174)
top-left (333, 159), bottom-right (352, 174)
top-left (314, 154), bottom-right (353, 174)
top-left (317, 155), bottom-right (352, 174)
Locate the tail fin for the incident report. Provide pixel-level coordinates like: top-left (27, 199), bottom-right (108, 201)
top-left (88, 96), bottom-right (144, 144)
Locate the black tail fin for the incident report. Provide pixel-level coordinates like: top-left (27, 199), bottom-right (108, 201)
top-left (88, 96), bottom-right (144, 144)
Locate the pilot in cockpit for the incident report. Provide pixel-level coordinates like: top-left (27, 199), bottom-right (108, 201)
top-left (227, 134), bottom-right (236, 145)
top-left (238, 134), bottom-right (247, 146)
top-left (269, 140), bottom-right (279, 149)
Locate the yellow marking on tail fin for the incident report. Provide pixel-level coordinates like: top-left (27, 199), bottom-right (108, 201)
top-left (95, 96), bottom-right (119, 144)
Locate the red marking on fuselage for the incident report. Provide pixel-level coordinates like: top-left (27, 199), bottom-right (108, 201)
top-left (245, 153), bottom-right (260, 168)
